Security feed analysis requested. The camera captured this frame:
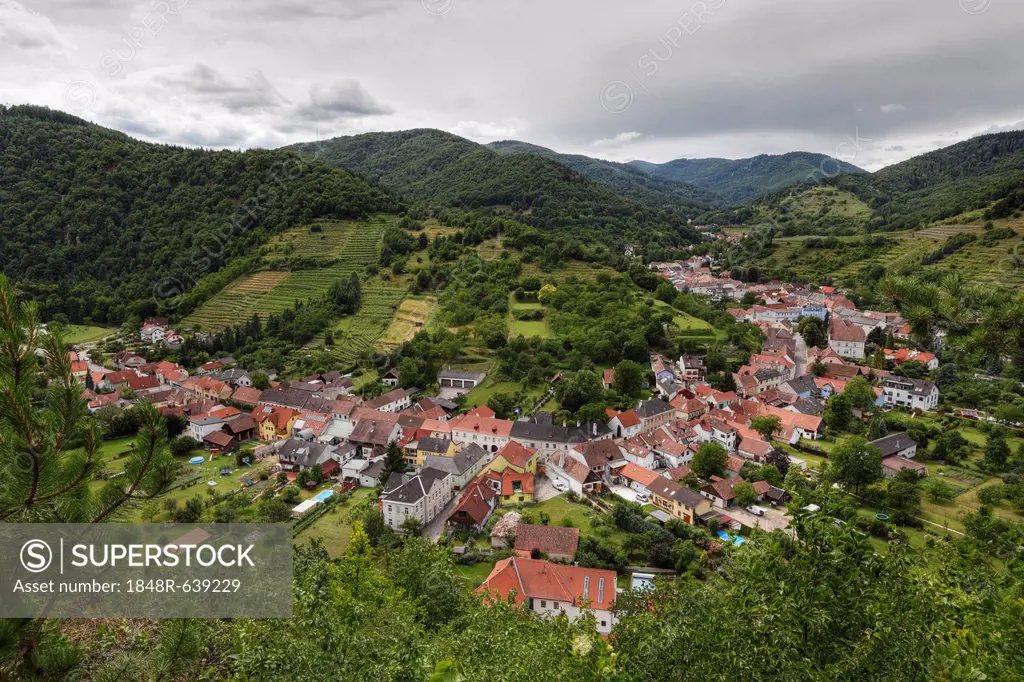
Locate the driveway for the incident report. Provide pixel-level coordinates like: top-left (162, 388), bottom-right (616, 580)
top-left (726, 505), bottom-right (790, 532)
top-left (533, 475), bottom-right (563, 503)
top-left (610, 485), bottom-right (647, 505)
top-left (425, 493), bottom-right (462, 541)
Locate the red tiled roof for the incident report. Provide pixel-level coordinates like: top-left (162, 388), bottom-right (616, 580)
top-left (496, 440), bottom-right (537, 469)
top-left (477, 557), bottom-right (616, 611)
top-left (514, 525), bottom-right (580, 558)
top-left (618, 462), bottom-right (659, 487)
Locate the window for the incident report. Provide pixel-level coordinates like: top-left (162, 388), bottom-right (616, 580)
top-left (540, 600), bottom-right (546, 608)
top-left (601, 620), bottom-right (607, 627)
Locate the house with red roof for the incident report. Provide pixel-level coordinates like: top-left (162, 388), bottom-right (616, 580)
top-left (606, 409), bottom-right (642, 439)
top-left (447, 478), bottom-right (498, 530)
top-left (449, 413), bottom-right (514, 453)
top-left (477, 557), bottom-right (618, 634)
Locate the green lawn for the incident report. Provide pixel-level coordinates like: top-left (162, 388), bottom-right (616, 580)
top-left (509, 319), bottom-right (552, 338)
top-left (295, 488), bottom-right (375, 556)
top-left (464, 379), bottom-right (544, 409)
top-left (527, 495), bottom-right (631, 547)
top-left (60, 325), bottom-right (113, 344)
top-left (454, 560), bottom-right (497, 588)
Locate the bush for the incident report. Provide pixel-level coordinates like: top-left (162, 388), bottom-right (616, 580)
top-left (170, 436), bottom-right (202, 457)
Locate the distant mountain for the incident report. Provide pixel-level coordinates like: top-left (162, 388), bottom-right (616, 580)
top-left (834, 130), bottom-right (1024, 230)
top-left (712, 131), bottom-right (1024, 233)
top-left (286, 129), bottom-right (705, 253)
top-left (0, 105), bottom-right (400, 324)
top-left (487, 140), bottom-right (723, 209)
top-left (628, 152), bottom-right (867, 204)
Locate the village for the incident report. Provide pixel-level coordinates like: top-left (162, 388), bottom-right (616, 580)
top-left (59, 252), bottom-right (965, 635)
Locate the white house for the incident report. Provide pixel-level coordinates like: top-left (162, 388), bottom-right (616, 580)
top-left (829, 319), bottom-right (866, 359)
top-left (478, 558), bottom-right (618, 635)
top-left (380, 468), bottom-right (454, 532)
top-left (883, 377), bottom-right (939, 411)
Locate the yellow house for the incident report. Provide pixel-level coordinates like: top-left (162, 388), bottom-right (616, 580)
top-left (485, 441), bottom-right (539, 475)
top-left (411, 437), bottom-right (457, 467)
top-left (647, 477), bottom-right (712, 525)
top-left (252, 406), bottom-right (299, 442)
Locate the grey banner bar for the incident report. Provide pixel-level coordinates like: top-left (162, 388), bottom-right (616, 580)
top-left (0, 523), bottom-right (292, 618)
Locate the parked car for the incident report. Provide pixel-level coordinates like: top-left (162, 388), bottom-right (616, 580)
top-left (746, 505), bottom-right (766, 517)
top-left (635, 492), bottom-right (650, 503)
top-left (551, 478), bottom-right (568, 492)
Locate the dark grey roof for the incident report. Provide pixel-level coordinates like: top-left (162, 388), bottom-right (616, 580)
top-left (381, 468), bottom-right (450, 505)
top-left (260, 388), bottom-right (333, 412)
top-left (869, 432), bottom-right (917, 458)
top-left (418, 437), bottom-right (452, 454)
top-left (885, 376), bottom-right (937, 396)
top-left (786, 375), bottom-right (818, 396)
top-left (423, 445), bottom-right (486, 476)
top-left (278, 439), bottom-right (333, 468)
top-left (792, 397), bottom-right (824, 416)
top-left (636, 399), bottom-right (674, 419)
top-left (647, 476), bottom-right (706, 508)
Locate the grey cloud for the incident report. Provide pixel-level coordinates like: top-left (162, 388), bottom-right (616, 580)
top-left (163, 65), bottom-right (286, 113)
top-left (294, 80), bottom-right (394, 120)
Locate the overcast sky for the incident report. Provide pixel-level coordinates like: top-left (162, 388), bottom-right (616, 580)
top-left (2, 0), bottom-right (1022, 170)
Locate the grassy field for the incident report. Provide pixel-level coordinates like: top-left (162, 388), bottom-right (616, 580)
top-left (527, 495), bottom-right (631, 547)
top-left (295, 487), bottom-right (375, 556)
top-left (507, 294), bottom-right (553, 339)
top-left (60, 325), bottom-right (114, 344)
top-left (184, 216), bottom-right (395, 330)
top-left (377, 296), bottom-right (436, 350)
top-left (464, 378), bottom-right (545, 410)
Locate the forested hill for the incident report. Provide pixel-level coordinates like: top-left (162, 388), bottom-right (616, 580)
top-left (285, 129), bottom-right (704, 253)
top-left (486, 139), bottom-right (724, 209)
top-left (832, 130), bottom-right (1024, 230)
top-left (629, 152), bottom-right (867, 203)
top-left (0, 105), bottom-right (400, 324)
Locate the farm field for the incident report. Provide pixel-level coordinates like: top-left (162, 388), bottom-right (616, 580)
top-left (184, 217), bottom-right (393, 330)
top-left (377, 296), bottom-right (436, 350)
top-left (59, 324), bottom-right (114, 344)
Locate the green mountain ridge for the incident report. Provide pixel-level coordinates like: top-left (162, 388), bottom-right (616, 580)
top-left (284, 129), bottom-right (704, 255)
top-left (628, 152), bottom-right (868, 204)
top-left (486, 139), bottom-right (724, 209)
top-left (0, 105), bottom-right (401, 324)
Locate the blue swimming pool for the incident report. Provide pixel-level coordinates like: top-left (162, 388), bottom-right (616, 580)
top-left (188, 456), bottom-right (205, 465)
top-left (313, 490), bottom-right (335, 502)
top-left (718, 530), bottom-right (747, 547)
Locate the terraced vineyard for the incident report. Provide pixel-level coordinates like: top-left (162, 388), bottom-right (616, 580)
top-left (328, 286), bottom-right (408, 364)
top-left (831, 222), bottom-right (1024, 286)
top-left (184, 217), bottom-right (393, 330)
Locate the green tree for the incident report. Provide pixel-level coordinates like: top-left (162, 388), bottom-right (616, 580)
top-left (733, 481), bottom-right (758, 507)
top-left (985, 435), bottom-right (1010, 470)
top-left (797, 316), bottom-right (828, 349)
top-left (556, 369), bottom-right (604, 413)
top-left (251, 372), bottom-right (271, 390)
top-left (692, 442), bottom-right (728, 479)
top-left (843, 376), bottom-right (877, 413)
top-left (612, 360), bottom-right (645, 397)
top-left (823, 392), bottom-right (856, 434)
top-left (828, 436), bottom-right (883, 495)
top-left (749, 415), bottom-right (781, 442)
top-left (379, 440), bottom-right (408, 486)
